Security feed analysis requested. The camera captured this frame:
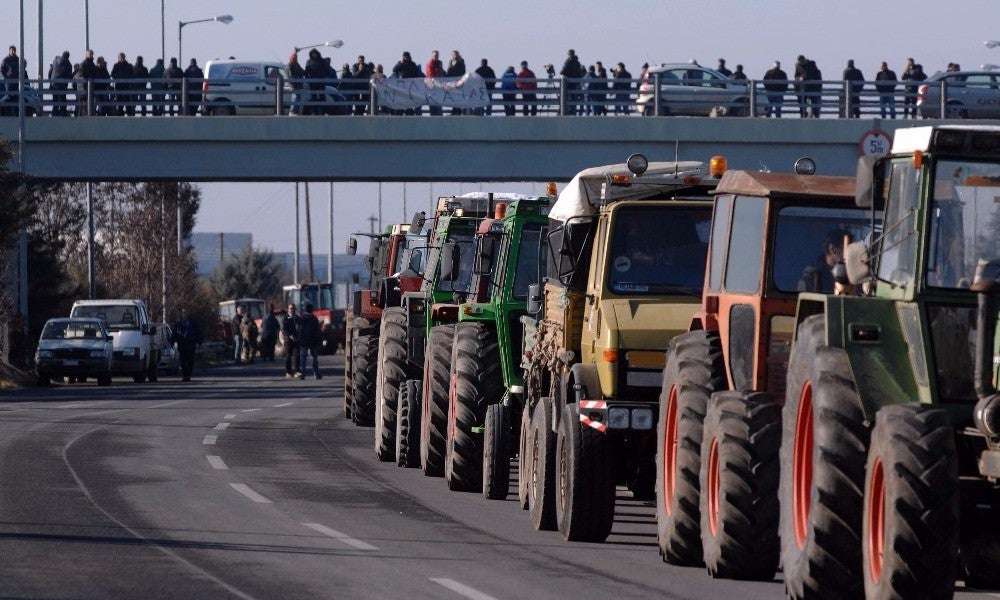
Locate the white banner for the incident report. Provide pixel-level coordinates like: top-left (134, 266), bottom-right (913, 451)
top-left (373, 74), bottom-right (490, 110)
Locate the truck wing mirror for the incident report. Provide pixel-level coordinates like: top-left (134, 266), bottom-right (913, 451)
top-left (844, 241), bottom-right (872, 285)
top-left (526, 283), bottom-right (543, 315)
top-left (440, 242), bottom-right (461, 282)
top-left (346, 237), bottom-right (358, 256)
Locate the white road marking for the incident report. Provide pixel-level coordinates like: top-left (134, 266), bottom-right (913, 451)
top-left (202, 435), bottom-right (218, 445)
top-left (241, 408), bottom-right (261, 413)
top-left (224, 413), bottom-right (237, 419)
top-left (429, 578), bottom-right (498, 600)
top-left (274, 402), bottom-right (294, 408)
top-left (214, 422), bottom-right (231, 431)
top-left (229, 483), bottom-right (272, 504)
top-left (301, 522), bottom-right (378, 551)
top-left (206, 455), bottom-right (228, 470)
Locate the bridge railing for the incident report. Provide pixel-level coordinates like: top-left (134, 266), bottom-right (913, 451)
top-left (0, 76), bottom-right (974, 119)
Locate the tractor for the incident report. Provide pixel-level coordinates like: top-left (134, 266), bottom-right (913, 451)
top-left (519, 155), bottom-right (720, 542)
top-left (654, 161), bottom-right (875, 581)
top-left (779, 125), bottom-right (1000, 599)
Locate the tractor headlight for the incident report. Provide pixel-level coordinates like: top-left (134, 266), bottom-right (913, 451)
top-left (607, 407), bottom-right (630, 429)
top-left (631, 408), bottom-right (654, 430)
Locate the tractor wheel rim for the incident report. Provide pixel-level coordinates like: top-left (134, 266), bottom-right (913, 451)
top-left (867, 458), bottom-right (886, 582)
top-left (663, 385), bottom-right (679, 516)
top-left (707, 436), bottom-right (720, 537)
top-left (792, 381), bottom-right (814, 550)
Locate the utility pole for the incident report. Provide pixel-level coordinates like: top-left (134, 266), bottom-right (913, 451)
top-left (37, 0), bottom-right (43, 81)
top-left (293, 183), bottom-right (300, 285)
top-left (328, 182), bottom-right (334, 286)
top-left (428, 182), bottom-right (434, 214)
top-left (84, 0), bottom-right (89, 50)
top-left (305, 182), bottom-right (315, 282)
top-left (161, 193), bottom-right (167, 324)
top-left (377, 182), bottom-right (383, 232)
top-left (176, 195), bottom-right (182, 255)
top-left (161, 0), bottom-right (166, 64)
top-left (86, 183), bottom-right (95, 299)
top-left (367, 215), bottom-right (377, 234)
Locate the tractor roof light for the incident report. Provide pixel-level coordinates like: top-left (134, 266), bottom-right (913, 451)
top-left (793, 157), bottom-right (817, 176)
top-left (709, 155), bottom-right (727, 178)
top-left (626, 153), bottom-right (649, 176)
top-left (610, 174), bottom-right (631, 186)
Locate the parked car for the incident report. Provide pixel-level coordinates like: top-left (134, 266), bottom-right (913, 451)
top-left (35, 318), bottom-right (114, 386)
top-left (918, 70), bottom-right (1000, 119)
top-left (157, 324), bottom-right (180, 375)
top-left (69, 299), bottom-right (161, 383)
top-left (636, 63), bottom-right (755, 116)
top-left (202, 59), bottom-right (350, 116)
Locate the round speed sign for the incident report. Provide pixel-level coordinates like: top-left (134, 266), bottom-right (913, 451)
top-left (858, 130), bottom-right (892, 157)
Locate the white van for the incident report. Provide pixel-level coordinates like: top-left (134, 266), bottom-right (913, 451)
top-left (203, 60), bottom-right (287, 116)
top-left (69, 299), bottom-right (161, 383)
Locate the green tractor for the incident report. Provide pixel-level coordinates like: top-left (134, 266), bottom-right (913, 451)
top-left (443, 196), bottom-right (552, 496)
top-left (781, 125), bottom-right (1000, 598)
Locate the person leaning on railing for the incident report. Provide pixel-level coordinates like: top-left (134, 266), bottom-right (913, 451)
top-left (516, 60), bottom-right (537, 116)
top-left (875, 61), bottom-right (898, 119)
top-left (500, 66), bottom-right (517, 116)
top-left (611, 62), bottom-right (632, 115)
top-left (133, 56), bottom-right (149, 116)
top-left (148, 58), bottom-right (165, 116)
top-left (763, 61), bottom-right (788, 118)
top-left (164, 58), bottom-right (183, 116)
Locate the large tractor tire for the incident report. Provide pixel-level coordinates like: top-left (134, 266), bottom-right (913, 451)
top-left (351, 333), bottom-right (378, 427)
top-left (395, 379), bottom-right (421, 468)
top-left (699, 391), bottom-right (781, 581)
top-left (529, 396), bottom-right (558, 531)
top-left (780, 314), bottom-right (870, 600)
top-left (482, 402), bottom-right (511, 500)
top-left (556, 403), bottom-right (616, 542)
top-left (445, 323), bottom-right (503, 492)
top-left (375, 308), bottom-right (409, 462)
top-left (420, 324), bottom-right (455, 477)
top-left (517, 402), bottom-right (534, 510)
top-left (656, 330), bottom-right (726, 566)
top-left (344, 327), bottom-right (353, 419)
top-left (863, 404), bottom-right (959, 600)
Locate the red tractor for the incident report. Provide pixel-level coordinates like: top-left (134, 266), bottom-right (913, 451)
top-left (283, 282), bottom-right (345, 355)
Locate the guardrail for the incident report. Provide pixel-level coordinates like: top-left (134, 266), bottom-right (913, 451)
top-left (0, 76), bottom-right (980, 119)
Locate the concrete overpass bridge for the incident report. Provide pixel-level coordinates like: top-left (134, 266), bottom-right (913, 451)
top-left (0, 116), bottom-right (964, 182)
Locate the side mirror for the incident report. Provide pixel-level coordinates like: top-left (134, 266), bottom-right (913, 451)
top-left (527, 283), bottom-right (543, 315)
top-left (410, 211), bottom-right (426, 235)
top-left (440, 242), bottom-right (461, 282)
top-left (346, 237), bottom-right (358, 256)
top-left (844, 241), bottom-right (872, 285)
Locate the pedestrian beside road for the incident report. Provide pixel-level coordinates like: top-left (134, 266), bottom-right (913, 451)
top-left (298, 303), bottom-right (322, 379)
top-left (240, 315), bottom-right (258, 364)
top-left (875, 61), bottom-right (898, 119)
top-left (842, 59), bottom-right (864, 118)
top-left (516, 61), bottom-right (538, 116)
top-left (171, 308), bottom-right (202, 382)
top-left (111, 53), bottom-right (134, 116)
top-left (49, 51), bottom-right (72, 116)
top-left (474, 59), bottom-right (496, 116)
top-left (184, 58), bottom-right (203, 116)
top-left (281, 303), bottom-right (303, 379)
top-left (133, 56), bottom-right (149, 116)
top-left (716, 58), bottom-right (732, 78)
top-left (763, 61), bottom-right (788, 118)
top-left (165, 58), bottom-right (183, 116)
top-left (593, 62), bottom-right (609, 115)
top-left (500, 66), bottom-right (517, 116)
top-left (259, 304), bottom-right (279, 361)
top-left (231, 306), bottom-right (244, 364)
top-left (149, 58), bottom-right (165, 116)
top-left (611, 62), bottom-right (632, 115)
top-left (560, 49), bottom-right (586, 115)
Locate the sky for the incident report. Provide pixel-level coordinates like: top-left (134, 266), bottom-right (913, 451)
top-left (3, 0), bottom-right (998, 251)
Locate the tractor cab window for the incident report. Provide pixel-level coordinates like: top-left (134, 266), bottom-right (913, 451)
top-left (876, 159), bottom-right (921, 288)
top-left (606, 205), bottom-right (711, 296)
top-left (773, 205), bottom-right (873, 293)
top-left (927, 160), bottom-right (1000, 289)
top-left (438, 231), bottom-right (475, 294)
top-left (513, 224), bottom-right (545, 299)
top-left (723, 196), bottom-right (766, 293)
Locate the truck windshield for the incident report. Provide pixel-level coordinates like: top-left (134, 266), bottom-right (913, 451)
top-left (927, 160), bottom-right (1000, 290)
top-left (773, 206), bottom-right (873, 293)
top-left (43, 321), bottom-right (104, 340)
top-left (606, 206), bottom-right (711, 296)
top-left (71, 305), bottom-right (139, 330)
top-left (513, 224), bottom-right (544, 299)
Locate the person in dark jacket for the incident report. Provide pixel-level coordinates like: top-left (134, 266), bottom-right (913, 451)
top-left (793, 55), bottom-right (808, 117)
top-left (560, 49), bottom-right (586, 115)
top-left (446, 50), bottom-right (466, 115)
top-left (351, 55), bottom-right (373, 115)
top-left (475, 59), bottom-right (496, 116)
top-left (800, 58), bottom-right (822, 118)
top-left (901, 59), bottom-right (925, 119)
top-left (111, 53), bottom-right (134, 116)
top-left (611, 62), bottom-right (632, 115)
top-left (298, 303), bottom-right (322, 379)
top-left (149, 58), bottom-right (165, 115)
top-left (171, 308), bottom-right (202, 381)
top-left (1, 46), bottom-right (20, 96)
top-left (286, 53), bottom-right (306, 115)
top-left (183, 58), bottom-right (203, 115)
top-left (731, 64), bottom-right (747, 81)
top-left (875, 61), bottom-right (898, 119)
top-left (592, 62), bottom-right (609, 115)
top-left (281, 303), bottom-right (302, 378)
top-left (716, 58), bottom-right (732, 78)
top-left (842, 59), bottom-right (864, 118)
top-left (133, 56), bottom-right (149, 116)
top-left (500, 66), bottom-right (517, 116)
top-left (49, 51), bottom-right (73, 116)
top-left (259, 304), bottom-right (279, 361)
top-left (94, 56), bottom-right (112, 116)
top-left (165, 58), bottom-right (183, 116)
top-left (763, 61), bottom-right (788, 117)
top-left (304, 49), bottom-right (328, 115)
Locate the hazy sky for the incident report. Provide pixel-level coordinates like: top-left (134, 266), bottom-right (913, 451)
top-left (3, 0), bottom-right (997, 251)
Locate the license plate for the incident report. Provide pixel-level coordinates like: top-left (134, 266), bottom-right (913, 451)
top-left (62, 359), bottom-right (79, 366)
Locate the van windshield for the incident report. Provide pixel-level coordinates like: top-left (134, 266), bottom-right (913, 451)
top-left (71, 305), bottom-right (140, 330)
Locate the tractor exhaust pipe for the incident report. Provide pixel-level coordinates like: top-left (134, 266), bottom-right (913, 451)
top-left (971, 259), bottom-right (1000, 438)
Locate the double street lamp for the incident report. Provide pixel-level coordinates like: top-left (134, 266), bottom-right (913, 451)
top-left (178, 13), bottom-right (233, 65)
top-left (294, 40), bottom-right (344, 54)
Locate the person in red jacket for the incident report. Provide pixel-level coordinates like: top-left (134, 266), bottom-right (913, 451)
top-left (516, 60), bottom-right (537, 116)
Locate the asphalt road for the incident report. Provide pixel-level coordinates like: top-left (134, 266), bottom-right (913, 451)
top-left (1, 356), bottom-right (995, 600)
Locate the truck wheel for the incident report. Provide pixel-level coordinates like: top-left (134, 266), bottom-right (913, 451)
top-left (863, 405), bottom-right (958, 599)
top-left (420, 324), bottom-right (455, 477)
top-left (656, 330), bottom-right (725, 566)
top-left (699, 391), bottom-right (781, 580)
top-left (445, 322), bottom-right (502, 492)
top-left (517, 402), bottom-right (534, 510)
top-left (97, 375), bottom-right (112, 387)
top-left (375, 308), bottom-right (408, 461)
top-left (780, 315), bottom-right (870, 600)
top-left (529, 396), bottom-right (558, 531)
top-left (395, 379), bottom-right (421, 468)
top-left (483, 402), bottom-right (511, 500)
top-left (557, 403), bottom-right (615, 542)
top-left (351, 333), bottom-right (378, 426)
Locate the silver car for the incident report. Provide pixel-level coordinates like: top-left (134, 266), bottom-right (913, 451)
top-left (918, 71), bottom-right (1000, 119)
top-left (35, 318), bottom-right (114, 386)
top-left (636, 63), bottom-right (754, 116)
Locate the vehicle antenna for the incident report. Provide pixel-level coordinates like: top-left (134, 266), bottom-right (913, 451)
top-left (674, 139), bottom-right (680, 177)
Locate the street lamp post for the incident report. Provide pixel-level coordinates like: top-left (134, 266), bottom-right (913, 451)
top-left (84, 0), bottom-right (89, 50)
top-left (178, 14), bottom-right (233, 65)
top-left (986, 41), bottom-right (1000, 49)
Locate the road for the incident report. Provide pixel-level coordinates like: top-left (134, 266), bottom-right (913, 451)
top-left (0, 356), bottom-right (994, 600)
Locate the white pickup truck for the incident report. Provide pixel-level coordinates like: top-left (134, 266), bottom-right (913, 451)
top-left (70, 299), bottom-right (162, 382)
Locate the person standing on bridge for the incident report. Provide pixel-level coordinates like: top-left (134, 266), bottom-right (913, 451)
top-left (516, 61), bottom-right (538, 116)
top-left (875, 61), bottom-right (898, 119)
top-left (425, 51), bottom-right (445, 116)
top-left (94, 56), bottom-right (112, 116)
top-left (2, 46), bottom-right (19, 97)
top-left (281, 303), bottom-right (303, 379)
top-left (763, 61), bottom-right (788, 118)
top-left (111, 53), bottom-right (134, 116)
top-left (164, 58), bottom-right (183, 116)
top-left (133, 56), bottom-right (149, 116)
top-left (148, 58), bottom-right (165, 116)
top-left (171, 308), bottom-right (202, 382)
top-left (500, 66), bottom-right (517, 116)
top-left (716, 58), bottom-right (732, 78)
top-left (842, 59), bottom-right (864, 118)
top-left (49, 51), bottom-right (73, 116)
top-left (560, 49), bottom-right (586, 115)
top-left (259, 304), bottom-right (279, 361)
top-left (351, 56), bottom-right (373, 115)
top-left (298, 303), bottom-right (322, 379)
top-left (447, 51), bottom-right (466, 115)
top-left (475, 59), bottom-right (497, 116)
top-left (304, 49), bottom-right (328, 115)
top-left (731, 64), bottom-right (747, 82)
top-left (184, 58), bottom-right (203, 116)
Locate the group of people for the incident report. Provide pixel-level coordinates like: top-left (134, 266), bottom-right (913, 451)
top-left (229, 304), bottom-right (322, 380)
